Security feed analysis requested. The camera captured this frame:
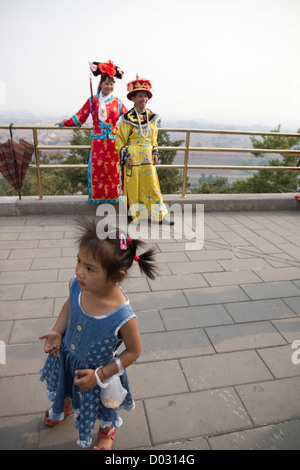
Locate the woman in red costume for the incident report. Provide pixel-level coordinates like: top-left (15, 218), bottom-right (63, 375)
top-left (58, 61), bottom-right (127, 204)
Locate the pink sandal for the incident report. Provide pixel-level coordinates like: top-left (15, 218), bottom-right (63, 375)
top-left (92, 427), bottom-right (116, 450)
top-left (44, 407), bottom-right (73, 427)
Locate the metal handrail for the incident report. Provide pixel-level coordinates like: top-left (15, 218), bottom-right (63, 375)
top-left (1, 124), bottom-right (300, 199)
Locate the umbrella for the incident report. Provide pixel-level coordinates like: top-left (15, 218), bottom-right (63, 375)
top-left (0, 124), bottom-right (34, 199)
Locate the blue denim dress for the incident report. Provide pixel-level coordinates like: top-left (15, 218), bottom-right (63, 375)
top-left (40, 277), bottom-right (136, 448)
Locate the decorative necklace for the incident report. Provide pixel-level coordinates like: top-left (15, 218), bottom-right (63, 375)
top-left (135, 107), bottom-right (149, 138)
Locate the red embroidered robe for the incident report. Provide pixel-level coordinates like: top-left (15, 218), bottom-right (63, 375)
top-left (59, 95), bottom-right (127, 203)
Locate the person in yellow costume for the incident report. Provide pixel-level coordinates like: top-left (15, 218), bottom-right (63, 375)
top-left (115, 76), bottom-right (173, 225)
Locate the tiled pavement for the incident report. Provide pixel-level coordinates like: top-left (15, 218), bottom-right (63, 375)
top-left (0, 210), bottom-right (300, 450)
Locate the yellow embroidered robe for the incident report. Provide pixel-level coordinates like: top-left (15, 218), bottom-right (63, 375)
top-left (115, 109), bottom-right (168, 221)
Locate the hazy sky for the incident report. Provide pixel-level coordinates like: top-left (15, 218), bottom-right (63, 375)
top-left (0, 0), bottom-right (299, 129)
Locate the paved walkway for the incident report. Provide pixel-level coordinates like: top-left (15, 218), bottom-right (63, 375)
top-left (0, 210), bottom-right (300, 450)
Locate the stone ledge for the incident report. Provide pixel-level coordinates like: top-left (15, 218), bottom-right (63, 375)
top-left (0, 193), bottom-right (299, 217)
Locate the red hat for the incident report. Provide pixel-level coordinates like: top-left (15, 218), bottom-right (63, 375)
top-left (127, 75), bottom-right (153, 100)
top-left (90, 60), bottom-right (124, 79)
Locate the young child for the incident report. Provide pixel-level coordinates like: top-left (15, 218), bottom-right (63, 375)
top-left (39, 218), bottom-right (157, 450)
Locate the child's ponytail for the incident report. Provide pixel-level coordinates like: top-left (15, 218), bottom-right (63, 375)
top-left (133, 245), bottom-right (157, 280)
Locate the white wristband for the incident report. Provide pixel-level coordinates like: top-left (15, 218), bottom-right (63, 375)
top-left (95, 367), bottom-right (108, 388)
top-left (114, 357), bottom-right (124, 375)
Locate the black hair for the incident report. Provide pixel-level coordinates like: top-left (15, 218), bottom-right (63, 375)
top-left (97, 75), bottom-right (115, 94)
top-left (75, 218), bottom-right (158, 282)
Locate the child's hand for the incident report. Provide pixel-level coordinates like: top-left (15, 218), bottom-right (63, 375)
top-left (39, 331), bottom-right (62, 357)
top-left (74, 369), bottom-right (97, 392)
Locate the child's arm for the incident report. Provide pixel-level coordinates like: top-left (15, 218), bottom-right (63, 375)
top-left (111, 317), bottom-right (142, 372)
top-left (39, 298), bottom-right (70, 357)
top-left (74, 318), bottom-right (141, 391)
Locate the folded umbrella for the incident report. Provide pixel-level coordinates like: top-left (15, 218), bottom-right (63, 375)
top-left (0, 124), bottom-right (34, 199)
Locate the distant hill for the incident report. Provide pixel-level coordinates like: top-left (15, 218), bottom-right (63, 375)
top-left (0, 108), bottom-right (291, 132)
top-left (0, 109), bottom-right (89, 145)
top-left (0, 109), bottom-right (287, 172)
top-left (0, 109), bottom-right (64, 126)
